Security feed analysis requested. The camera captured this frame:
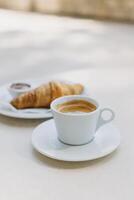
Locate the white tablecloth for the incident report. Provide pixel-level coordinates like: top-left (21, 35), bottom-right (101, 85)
top-left (0, 10), bottom-right (134, 200)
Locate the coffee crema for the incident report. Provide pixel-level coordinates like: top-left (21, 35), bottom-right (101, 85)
top-left (56, 100), bottom-right (97, 114)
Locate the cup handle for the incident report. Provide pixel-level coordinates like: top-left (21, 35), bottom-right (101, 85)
top-left (96, 108), bottom-right (115, 130)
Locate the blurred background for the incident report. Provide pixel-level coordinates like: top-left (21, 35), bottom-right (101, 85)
top-left (0, 0), bottom-right (134, 21)
top-left (0, 0), bottom-right (134, 84)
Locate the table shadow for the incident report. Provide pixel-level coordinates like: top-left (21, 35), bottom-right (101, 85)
top-left (32, 148), bottom-right (120, 169)
top-left (0, 114), bottom-right (50, 128)
top-left (0, 114), bottom-right (120, 169)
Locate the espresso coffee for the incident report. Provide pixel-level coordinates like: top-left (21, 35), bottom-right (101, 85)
top-left (56, 100), bottom-right (97, 114)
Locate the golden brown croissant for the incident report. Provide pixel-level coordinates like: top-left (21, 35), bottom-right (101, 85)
top-left (10, 81), bottom-right (84, 109)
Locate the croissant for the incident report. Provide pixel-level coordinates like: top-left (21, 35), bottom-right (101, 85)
top-left (10, 81), bottom-right (84, 109)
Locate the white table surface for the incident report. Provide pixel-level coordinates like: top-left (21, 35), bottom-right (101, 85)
top-left (0, 9), bottom-right (134, 200)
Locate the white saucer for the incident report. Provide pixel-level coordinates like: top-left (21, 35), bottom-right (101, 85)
top-left (32, 119), bottom-right (120, 162)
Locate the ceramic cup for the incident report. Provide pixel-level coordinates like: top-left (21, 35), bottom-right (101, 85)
top-left (51, 95), bottom-right (115, 146)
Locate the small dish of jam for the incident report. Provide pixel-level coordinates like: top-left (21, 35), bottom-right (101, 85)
top-left (8, 82), bottom-right (32, 98)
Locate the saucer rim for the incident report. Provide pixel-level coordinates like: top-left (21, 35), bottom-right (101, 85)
top-left (32, 119), bottom-right (121, 162)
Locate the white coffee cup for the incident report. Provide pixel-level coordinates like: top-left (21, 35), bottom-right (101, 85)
top-left (51, 95), bottom-right (115, 146)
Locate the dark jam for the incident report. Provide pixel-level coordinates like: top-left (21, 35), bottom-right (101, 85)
top-left (11, 83), bottom-right (31, 90)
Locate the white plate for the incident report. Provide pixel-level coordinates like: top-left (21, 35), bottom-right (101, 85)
top-left (32, 119), bottom-right (120, 162)
top-left (0, 79), bottom-right (89, 119)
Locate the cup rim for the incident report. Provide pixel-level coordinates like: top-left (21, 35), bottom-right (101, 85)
top-left (51, 95), bottom-right (100, 116)
top-left (8, 82), bottom-right (32, 91)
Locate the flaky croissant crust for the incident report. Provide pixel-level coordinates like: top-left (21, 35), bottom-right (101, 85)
top-left (11, 81), bottom-right (84, 109)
